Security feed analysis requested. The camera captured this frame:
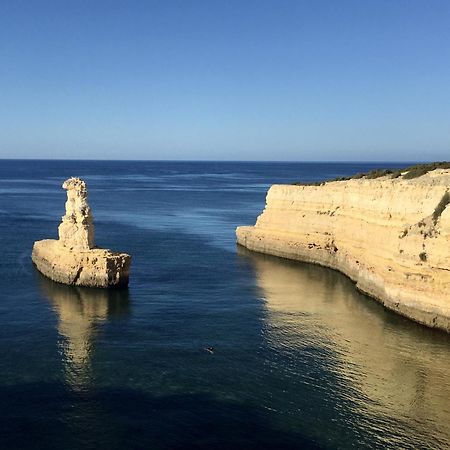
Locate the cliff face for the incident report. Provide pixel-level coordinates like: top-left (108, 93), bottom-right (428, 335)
top-left (32, 177), bottom-right (131, 288)
top-left (236, 169), bottom-right (450, 332)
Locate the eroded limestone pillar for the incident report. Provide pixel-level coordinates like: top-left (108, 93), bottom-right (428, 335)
top-left (58, 178), bottom-right (95, 250)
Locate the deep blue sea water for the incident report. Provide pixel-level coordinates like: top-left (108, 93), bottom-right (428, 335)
top-left (1, 160), bottom-right (450, 450)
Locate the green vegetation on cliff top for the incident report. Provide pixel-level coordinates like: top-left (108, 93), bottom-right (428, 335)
top-left (293, 162), bottom-right (450, 186)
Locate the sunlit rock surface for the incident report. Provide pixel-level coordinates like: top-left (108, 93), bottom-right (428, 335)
top-left (237, 169), bottom-right (450, 332)
top-left (58, 177), bottom-right (95, 250)
top-left (32, 177), bottom-right (131, 288)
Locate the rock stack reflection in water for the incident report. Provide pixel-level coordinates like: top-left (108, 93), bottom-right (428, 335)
top-left (37, 275), bottom-right (130, 390)
top-left (238, 247), bottom-right (450, 448)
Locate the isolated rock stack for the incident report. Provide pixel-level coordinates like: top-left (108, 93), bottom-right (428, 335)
top-left (32, 177), bottom-right (131, 288)
top-left (58, 177), bottom-right (95, 250)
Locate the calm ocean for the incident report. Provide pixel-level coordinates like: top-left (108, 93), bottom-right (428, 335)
top-left (0, 160), bottom-right (449, 449)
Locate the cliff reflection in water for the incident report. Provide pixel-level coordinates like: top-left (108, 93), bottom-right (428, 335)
top-left (38, 275), bottom-right (130, 390)
top-left (238, 247), bottom-right (450, 446)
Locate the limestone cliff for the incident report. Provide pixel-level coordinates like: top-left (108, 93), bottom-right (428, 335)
top-left (236, 169), bottom-right (450, 332)
top-left (32, 177), bottom-right (131, 288)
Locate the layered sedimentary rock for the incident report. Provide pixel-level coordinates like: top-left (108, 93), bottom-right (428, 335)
top-left (58, 177), bottom-right (95, 250)
top-left (32, 177), bottom-right (131, 288)
top-left (236, 169), bottom-right (450, 332)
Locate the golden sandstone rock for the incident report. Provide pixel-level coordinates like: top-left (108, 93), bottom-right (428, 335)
top-left (58, 177), bottom-right (95, 250)
top-left (32, 177), bottom-right (131, 288)
top-left (237, 169), bottom-right (450, 332)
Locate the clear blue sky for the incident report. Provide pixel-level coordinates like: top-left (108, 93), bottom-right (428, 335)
top-left (1, 0), bottom-right (449, 161)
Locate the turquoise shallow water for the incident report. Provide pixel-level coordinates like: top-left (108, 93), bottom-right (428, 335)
top-left (1, 160), bottom-right (449, 449)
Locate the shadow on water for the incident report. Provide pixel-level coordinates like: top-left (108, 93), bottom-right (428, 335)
top-left (0, 382), bottom-right (321, 450)
top-left (24, 265), bottom-right (324, 450)
top-left (237, 247), bottom-right (450, 449)
top-left (36, 273), bottom-right (131, 390)
top-left (37, 273), bottom-right (131, 320)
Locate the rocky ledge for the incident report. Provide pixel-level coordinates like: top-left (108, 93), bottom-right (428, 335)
top-left (237, 168), bottom-right (450, 332)
top-left (32, 178), bottom-right (131, 288)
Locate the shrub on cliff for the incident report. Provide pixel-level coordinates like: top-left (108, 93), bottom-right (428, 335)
top-left (432, 192), bottom-right (450, 224)
top-left (402, 162), bottom-right (450, 179)
top-left (291, 161), bottom-right (450, 186)
top-left (365, 169), bottom-right (393, 179)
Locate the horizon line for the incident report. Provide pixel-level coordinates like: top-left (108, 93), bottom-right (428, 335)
top-left (0, 158), bottom-right (435, 164)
